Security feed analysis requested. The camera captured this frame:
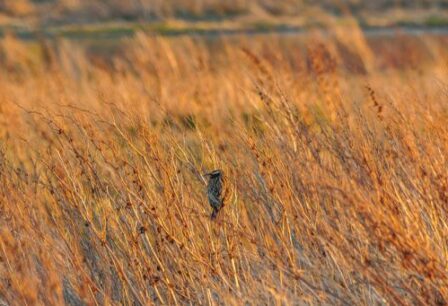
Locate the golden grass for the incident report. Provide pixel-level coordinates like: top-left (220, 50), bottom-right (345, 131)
top-left (0, 28), bottom-right (447, 305)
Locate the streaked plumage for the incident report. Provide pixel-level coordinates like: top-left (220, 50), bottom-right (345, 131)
top-left (204, 170), bottom-right (223, 220)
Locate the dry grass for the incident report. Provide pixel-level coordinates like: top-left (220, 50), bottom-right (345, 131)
top-left (0, 27), bottom-right (447, 305)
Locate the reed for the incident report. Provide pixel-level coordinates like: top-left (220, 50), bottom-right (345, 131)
top-left (0, 29), bottom-right (447, 305)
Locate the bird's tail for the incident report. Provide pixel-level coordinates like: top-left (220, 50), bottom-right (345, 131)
top-left (210, 208), bottom-right (219, 220)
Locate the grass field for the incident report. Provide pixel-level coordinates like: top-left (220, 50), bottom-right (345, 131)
top-left (0, 22), bottom-right (447, 305)
top-left (1, 0), bottom-right (448, 39)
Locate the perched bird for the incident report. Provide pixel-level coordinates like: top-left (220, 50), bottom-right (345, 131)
top-left (204, 169), bottom-right (224, 220)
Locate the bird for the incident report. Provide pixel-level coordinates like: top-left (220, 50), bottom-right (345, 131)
top-left (204, 169), bottom-right (224, 220)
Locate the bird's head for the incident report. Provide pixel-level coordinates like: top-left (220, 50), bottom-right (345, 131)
top-left (203, 169), bottom-right (222, 178)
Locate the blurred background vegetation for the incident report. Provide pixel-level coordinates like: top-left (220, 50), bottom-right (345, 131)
top-left (0, 0), bottom-right (447, 30)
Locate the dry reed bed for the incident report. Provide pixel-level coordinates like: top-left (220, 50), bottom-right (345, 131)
top-left (0, 28), bottom-right (447, 305)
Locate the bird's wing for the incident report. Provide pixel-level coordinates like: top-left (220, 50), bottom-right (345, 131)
top-left (209, 193), bottom-right (221, 205)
